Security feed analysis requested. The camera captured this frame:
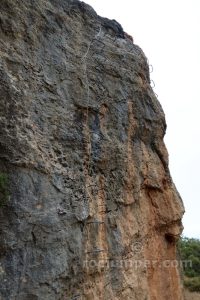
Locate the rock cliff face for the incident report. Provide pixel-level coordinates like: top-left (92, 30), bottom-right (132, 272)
top-left (0, 0), bottom-right (185, 299)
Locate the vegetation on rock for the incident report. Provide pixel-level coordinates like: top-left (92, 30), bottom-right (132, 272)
top-left (179, 237), bottom-right (200, 292)
top-left (0, 173), bottom-right (9, 207)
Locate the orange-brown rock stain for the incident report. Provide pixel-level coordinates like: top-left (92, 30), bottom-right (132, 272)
top-left (141, 183), bottom-right (184, 300)
top-left (82, 108), bottom-right (109, 299)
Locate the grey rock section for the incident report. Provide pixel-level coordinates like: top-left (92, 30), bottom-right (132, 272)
top-left (0, 0), bottom-right (184, 299)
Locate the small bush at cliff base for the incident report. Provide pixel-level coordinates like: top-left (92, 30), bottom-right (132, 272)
top-left (179, 237), bottom-right (200, 277)
top-left (184, 277), bottom-right (200, 292)
top-left (0, 173), bottom-right (9, 207)
top-left (179, 237), bottom-right (200, 292)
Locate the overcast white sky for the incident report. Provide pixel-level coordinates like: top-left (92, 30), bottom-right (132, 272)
top-left (85, 0), bottom-right (200, 238)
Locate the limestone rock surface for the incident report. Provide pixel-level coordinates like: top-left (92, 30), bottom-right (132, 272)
top-left (0, 0), bottom-right (184, 299)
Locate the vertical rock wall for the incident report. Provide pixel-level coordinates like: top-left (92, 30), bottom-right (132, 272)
top-left (0, 0), bottom-right (184, 299)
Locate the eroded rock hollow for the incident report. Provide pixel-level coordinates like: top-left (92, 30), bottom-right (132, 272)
top-left (0, 0), bottom-right (184, 299)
